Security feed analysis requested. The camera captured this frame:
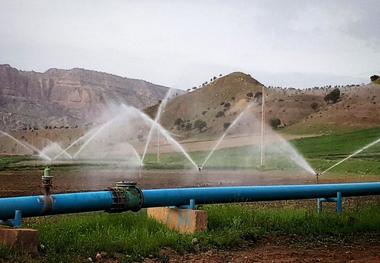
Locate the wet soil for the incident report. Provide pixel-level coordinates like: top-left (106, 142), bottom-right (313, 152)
top-left (0, 168), bottom-right (370, 197)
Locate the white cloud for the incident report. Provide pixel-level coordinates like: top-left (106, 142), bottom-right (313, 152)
top-left (0, 0), bottom-right (379, 89)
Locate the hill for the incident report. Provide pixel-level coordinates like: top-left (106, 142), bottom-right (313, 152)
top-left (150, 72), bottom-right (380, 138)
top-left (0, 64), bottom-right (170, 130)
top-left (157, 72), bottom-right (325, 138)
top-left (287, 83), bottom-right (380, 134)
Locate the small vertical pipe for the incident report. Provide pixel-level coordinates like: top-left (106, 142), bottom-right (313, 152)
top-left (317, 198), bottom-right (322, 214)
top-left (13, 210), bottom-right (22, 228)
top-left (336, 192), bottom-right (342, 214)
top-left (189, 199), bottom-right (195, 210)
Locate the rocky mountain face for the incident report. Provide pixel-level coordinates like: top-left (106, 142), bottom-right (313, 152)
top-left (0, 64), bottom-right (170, 130)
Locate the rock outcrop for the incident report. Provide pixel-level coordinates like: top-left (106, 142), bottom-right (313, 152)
top-left (0, 64), bottom-right (170, 130)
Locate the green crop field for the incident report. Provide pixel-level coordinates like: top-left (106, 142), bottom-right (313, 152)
top-left (292, 127), bottom-right (380, 176)
top-left (0, 127), bottom-right (379, 177)
top-left (143, 126), bottom-right (380, 176)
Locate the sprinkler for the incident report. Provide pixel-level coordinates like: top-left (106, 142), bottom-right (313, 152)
top-left (315, 173), bottom-right (320, 184)
top-left (41, 166), bottom-right (53, 196)
top-left (41, 166), bottom-right (54, 213)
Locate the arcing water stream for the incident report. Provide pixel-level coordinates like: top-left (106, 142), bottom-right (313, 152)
top-left (141, 89), bottom-right (174, 164)
top-left (0, 130), bottom-right (51, 161)
top-left (200, 102), bottom-right (254, 170)
top-left (121, 104), bottom-right (199, 169)
top-left (320, 137), bottom-right (380, 175)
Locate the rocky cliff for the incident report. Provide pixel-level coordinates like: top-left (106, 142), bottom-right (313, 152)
top-left (0, 64), bottom-right (170, 130)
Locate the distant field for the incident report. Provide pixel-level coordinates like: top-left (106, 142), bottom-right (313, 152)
top-left (144, 127), bottom-right (380, 176)
top-left (0, 127), bottom-right (379, 177)
top-left (292, 126), bottom-right (380, 176)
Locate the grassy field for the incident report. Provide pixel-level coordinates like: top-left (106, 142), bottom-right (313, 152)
top-left (144, 127), bottom-right (380, 176)
top-left (1, 203), bottom-right (379, 262)
top-left (292, 126), bottom-right (380, 176)
top-left (0, 127), bottom-right (379, 176)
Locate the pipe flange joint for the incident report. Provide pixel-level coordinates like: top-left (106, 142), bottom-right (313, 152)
top-left (107, 181), bottom-right (143, 213)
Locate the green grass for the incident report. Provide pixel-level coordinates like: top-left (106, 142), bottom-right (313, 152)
top-left (292, 127), bottom-right (380, 176)
top-left (2, 203), bottom-right (379, 262)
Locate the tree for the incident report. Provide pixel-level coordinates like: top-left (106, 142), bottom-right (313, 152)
top-left (216, 111), bottom-right (225, 118)
top-left (370, 75), bottom-right (379, 82)
top-left (310, 102), bottom-right (319, 110)
top-left (194, 119), bottom-right (207, 132)
top-left (185, 122), bottom-right (192, 131)
top-left (174, 118), bottom-right (184, 126)
top-left (324, 88), bottom-right (340, 103)
top-left (224, 102), bottom-right (231, 108)
top-left (223, 122), bottom-right (231, 130)
top-left (270, 118), bottom-right (281, 129)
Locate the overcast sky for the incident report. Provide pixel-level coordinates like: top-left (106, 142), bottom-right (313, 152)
top-left (1, 0), bottom-right (380, 89)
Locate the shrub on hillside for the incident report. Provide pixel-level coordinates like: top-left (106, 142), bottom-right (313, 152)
top-left (174, 118), bottom-right (184, 126)
top-left (370, 75), bottom-right (379, 82)
top-left (270, 118), bottom-right (281, 129)
top-left (223, 122), bottom-right (231, 130)
top-left (254, 92), bottom-right (263, 103)
top-left (216, 111), bottom-right (225, 118)
top-left (194, 119), bottom-right (207, 132)
top-left (185, 123), bottom-right (192, 131)
top-left (311, 102), bottom-right (319, 110)
top-left (324, 88), bottom-right (340, 104)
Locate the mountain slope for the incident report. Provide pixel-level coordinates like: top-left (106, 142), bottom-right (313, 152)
top-left (155, 72), bottom-right (380, 137)
top-left (287, 83), bottom-right (380, 133)
top-left (0, 64), bottom-right (170, 130)
top-left (158, 72), bottom-right (325, 137)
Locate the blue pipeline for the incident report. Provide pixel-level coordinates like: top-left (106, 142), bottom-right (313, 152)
top-left (0, 182), bottom-right (380, 221)
top-left (142, 182), bottom-right (380, 207)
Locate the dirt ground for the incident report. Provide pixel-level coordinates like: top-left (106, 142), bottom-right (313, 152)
top-left (145, 235), bottom-right (380, 263)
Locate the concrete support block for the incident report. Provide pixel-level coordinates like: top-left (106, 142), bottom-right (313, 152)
top-left (0, 228), bottom-right (38, 254)
top-left (147, 207), bottom-right (208, 234)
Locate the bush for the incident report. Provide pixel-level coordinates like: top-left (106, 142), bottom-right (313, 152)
top-left (311, 102), bottom-right (319, 110)
top-left (370, 75), bottom-right (379, 82)
top-left (254, 92), bottom-right (262, 99)
top-left (246, 92), bottom-right (253, 98)
top-left (324, 88), bottom-right (340, 103)
top-left (185, 123), bottom-right (192, 131)
top-left (174, 118), bottom-right (184, 126)
top-left (216, 111), bottom-right (225, 118)
top-left (224, 102), bottom-right (231, 108)
top-left (270, 118), bottom-right (281, 129)
top-left (194, 119), bottom-right (207, 132)
top-left (223, 122), bottom-right (231, 130)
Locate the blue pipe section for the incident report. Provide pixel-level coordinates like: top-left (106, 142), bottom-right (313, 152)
top-left (0, 182), bottom-right (380, 221)
top-left (0, 191), bottom-right (113, 220)
top-left (142, 182), bottom-right (380, 207)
